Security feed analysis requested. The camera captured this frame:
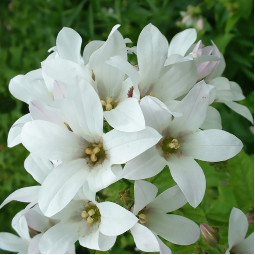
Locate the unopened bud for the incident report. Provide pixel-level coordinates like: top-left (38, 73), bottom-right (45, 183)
top-left (200, 223), bottom-right (219, 247)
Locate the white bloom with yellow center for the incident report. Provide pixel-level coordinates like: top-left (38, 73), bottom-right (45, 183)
top-left (38, 189), bottom-right (138, 253)
top-left (21, 81), bottom-right (162, 217)
top-left (130, 180), bottom-right (200, 253)
top-left (122, 81), bottom-right (243, 207)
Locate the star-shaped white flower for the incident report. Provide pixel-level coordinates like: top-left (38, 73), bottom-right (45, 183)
top-left (21, 81), bottom-right (162, 217)
top-left (226, 207), bottom-right (254, 254)
top-left (122, 81), bottom-right (243, 207)
top-left (130, 181), bottom-right (200, 253)
top-left (39, 189), bottom-right (138, 253)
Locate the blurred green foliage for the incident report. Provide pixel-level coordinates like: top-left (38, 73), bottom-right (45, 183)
top-left (0, 0), bottom-right (253, 253)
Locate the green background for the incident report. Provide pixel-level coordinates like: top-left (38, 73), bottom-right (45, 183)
top-left (0, 0), bottom-right (253, 253)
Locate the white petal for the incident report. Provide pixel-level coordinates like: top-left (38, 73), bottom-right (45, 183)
top-left (63, 81), bottom-right (104, 139)
top-left (137, 24), bottom-right (168, 95)
top-left (148, 213), bottom-right (200, 245)
top-left (168, 28), bottom-right (197, 57)
top-left (28, 233), bottom-right (42, 254)
top-left (156, 235), bottom-right (172, 254)
top-left (87, 164), bottom-right (122, 192)
top-left (0, 233), bottom-right (27, 253)
top-left (79, 229), bottom-right (100, 250)
top-left (9, 70), bottom-right (52, 104)
top-left (0, 186), bottom-right (40, 209)
top-left (21, 120), bottom-right (85, 161)
top-left (234, 233), bottom-right (254, 254)
top-left (229, 81), bottom-right (245, 101)
top-left (56, 27), bottom-right (82, 63)
top-left (148, 185), bottom-right (187, 213)
top-left (106, 55), bottom-right (139, 85)
top-left (104, 98), bottom-right (145, 132)
top-left (39, 222), bottom-right (80, 254)
top-left (228, 207), bottom-right (249, 249)
top-left (154, 60), bottom-right (198, 102)
top-left (140, 96), bottom-right (173, 134)
top-left (83, 40), bottom-right (104, 64)
top-left (98, 202), bottom-right (138, 236)
top-left (171, 81), bottom-right (211, 135)
top-left (201, 106), bottom-right (222, 130)
top-left (7, 113), bottom-right (31, 148)
top-left (12, 213), bottom-right (30, 241)
top-left (133, 180), bottom-right (158, 215)
top-left (25, 206), bottom-right (52, 233)
top-left (103, 127), bottom-right (162, 164)
top-left (41, 58), bottom-right (93, 87)
top-left (39, 159), bottom-right (87, 217)
top-left (98, 233), bottom-right (116, 251)
top-left (222, 100), bottom-right (254, 124)
top-left (131, 223), bottom-right (161, 252)
top-left (167, 156), bottom-right (206, 208)
top-left (122, 147), bottom-right (167, 180)
top-left (182, 129), bottom-right (243, 162)
top-left (29, 100), bottom-right (65, 126)
top-left (89, 28), bottom-right (126, 98)
top-left (79, 230), bottom-right (116, 251)
top-left (24, 154), bottom-right (53, 184)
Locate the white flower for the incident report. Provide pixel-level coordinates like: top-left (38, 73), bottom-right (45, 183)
top-left (107, 24), bottom-right (198, 107)
top-left (130, 181), bottom-right (200, 253)
top-left (44, 25), bottom-right (145, 132)
top-left (38, 189), bottom-right (138, 253)
top-left (21, 81), bottom-right (162, 217)
top-left (0, 206), bottom-right (75, 254)
top-left (122, 81), bottom-right (243, 207)
top-left (226, 207), bottom-right (254, 254)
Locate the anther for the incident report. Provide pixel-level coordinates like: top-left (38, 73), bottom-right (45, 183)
top-left (139, 213), bottom-right (148, 224)
top-left (106, 104), bottom-right (112, 111)
top-left (106, 98), bottom-right (113, 104)
top-left (90, 154), bottom-right (97, 162)
top-left (169, 139), bottom-right (180, 150)
top-left (81, 211), bottom-right (88, 218)
top-left (87, 216), bottom-right (94, 224)
top-left (92, 147), bottom-right (100, 154)
top-left (101, 100), bottom-right (106, 106)
top-left (88, 209), bottom-right (95, 216)
top-left (85, 148), bottom-right (92, 155)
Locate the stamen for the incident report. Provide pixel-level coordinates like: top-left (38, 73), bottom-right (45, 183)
top-left (88, 209), bottom-right (95, 216)
top-left (87, 216), bottom-right (94, 224)
top-left (106, 104), bottom-right (112, 111)
top-left (81, 211), bottom-right (88, 218)
top-left (169, 139), bottom-right (180, 149)
top-left (85, 148), bottom-right (92, 155)
top-left (138, 213), bottom-right (148, 224)
top-left (101, 100), bottom-right (106, 106)
top-left (90, 154), bottom-right (97, 162)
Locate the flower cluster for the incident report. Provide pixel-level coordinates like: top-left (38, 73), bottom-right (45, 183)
top-left (0, 24), bottom-right (253, 253)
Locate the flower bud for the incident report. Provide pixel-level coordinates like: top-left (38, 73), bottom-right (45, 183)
top-left (200, 223), bottom-right (219, 247)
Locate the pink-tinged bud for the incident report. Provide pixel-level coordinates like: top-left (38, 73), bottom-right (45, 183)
top-left (196, 18), bottom-right (204, 30)
top-left (246, 211), bottom-right (254, 224)
top-left (250, 126), bottom-right (254, 134)
top-left (200, 223), bottom-right (219, 247)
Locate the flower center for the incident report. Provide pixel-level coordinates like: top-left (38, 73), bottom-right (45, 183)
top-left (84, 142), bottom-right (106, 165)
top-left (137, 208), bottom-right (149, 224)
top-left (159, 136), bottom-right (181, 157)
top-left (81, 202), bottom-right (101, 226)
top-left (101, 97), bottom-right (119, 111)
